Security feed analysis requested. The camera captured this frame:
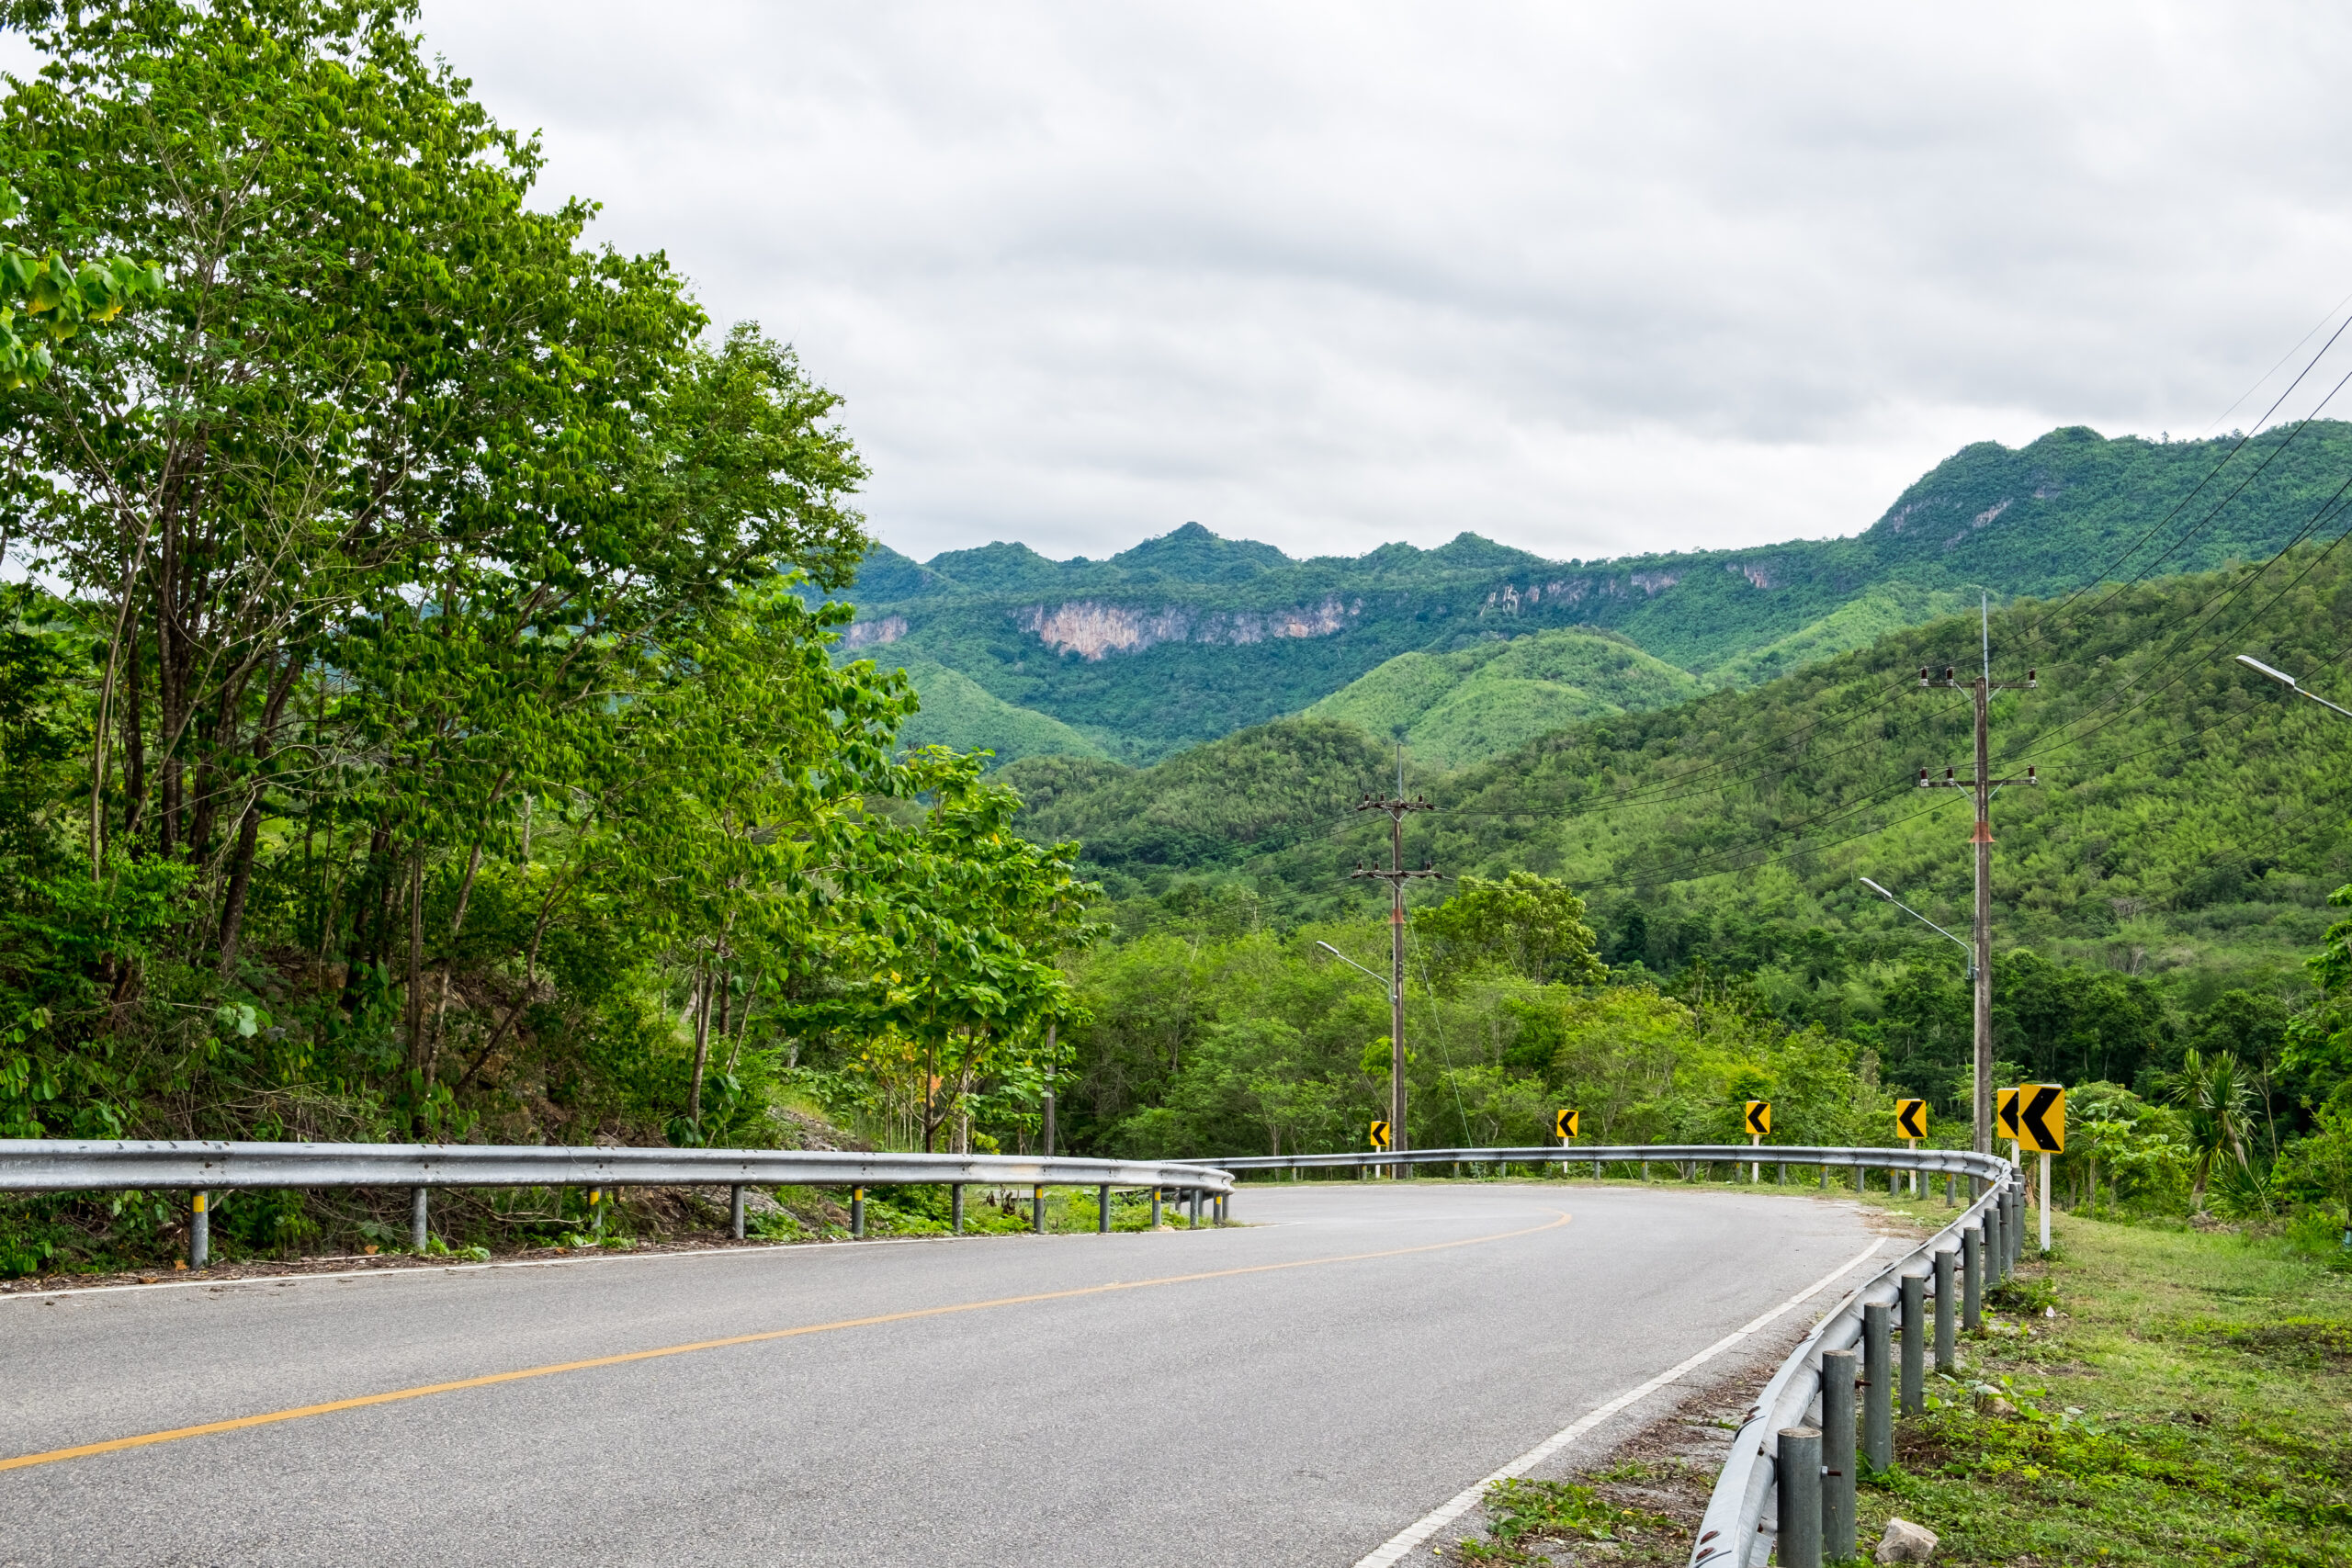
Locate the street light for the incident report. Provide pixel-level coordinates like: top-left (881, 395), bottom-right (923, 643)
top-left (1858, 877), bottom-right (1974, 979)
top-left (2235, 653), bottom-right (2352, 720)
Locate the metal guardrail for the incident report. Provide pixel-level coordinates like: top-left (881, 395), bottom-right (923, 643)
top-left (1688, 1146), bottom-right (2017, 1568)
top-left (1187, 1143), bottom-right (1996, 1179)
top-left (0, 1140), bottom-right (1235, 1195)
top-left (0, 1139), bottom-right (1238, 1268)
top-left (1182, 1141), bottom-right (2021, 1568)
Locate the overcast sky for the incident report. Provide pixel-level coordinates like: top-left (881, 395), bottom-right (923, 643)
top-left (413, 2), bottom-right (2352, 567)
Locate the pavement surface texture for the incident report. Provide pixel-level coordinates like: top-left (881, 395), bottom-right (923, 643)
top-left (0, 1179), bottom-right (1877, 1567)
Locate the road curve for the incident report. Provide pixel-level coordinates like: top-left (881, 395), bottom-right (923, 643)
top-left (1, 1181), bottom-right (1876, 1567)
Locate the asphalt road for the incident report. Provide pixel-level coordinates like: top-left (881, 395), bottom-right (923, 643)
top-left (1, 1180), bottom-right (1877, 1567)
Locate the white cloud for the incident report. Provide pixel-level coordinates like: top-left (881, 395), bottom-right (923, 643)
top-left (418, 1), bottom-right (2352, 563)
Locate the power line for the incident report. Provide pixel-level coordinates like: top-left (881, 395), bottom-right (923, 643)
top-left (2037, 359), bottom-right (2352, 639)
top-left (2199, 287), bottom-right (2352, 439)
top-left (2020, 308), bottom-right (2352, 645)
top-left (2001, 479), bottom-right (2352, 770)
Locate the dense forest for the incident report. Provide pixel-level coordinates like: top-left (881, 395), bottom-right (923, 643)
top-left (0, 1), bottom-right (1090, 1271)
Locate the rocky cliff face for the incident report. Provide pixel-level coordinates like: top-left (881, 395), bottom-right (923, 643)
top-left (1015, 597), bottom-right (1361, 660)
top-left (842, 614), bottom-right (908, 649)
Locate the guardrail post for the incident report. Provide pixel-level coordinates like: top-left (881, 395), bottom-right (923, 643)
top-left (189, 1190), bottom-right (209, 1270)
top-left (1098, 1184), bottom-right (1111, 1234)
top-left (2009, 1186), bottom-right (2024, 1269)
top-left (589, 1186), bottom-right (603, 1236)
top-left (1592, 1156), bottom-right (1601, 1179)
top-left (729, 1183), bottom-right (746, 1240)
top-left (1032, 1185), bottom-right (1045, 1234)
top-left (1820, 1348), bottom-right (1857, 1560)
top-left (1148, 1186), bottom-right (1161, 1228)
top-left (1189, 1188), bottom-right (1203, 1228)
top-left (1899, 1272), bottom-right (1925, 1414)
top-left (1777, 1160), bottom-right (1787, 1185)
top-left (1818, 1161), bottom-right (1828, 1190)
top-left (1933, 1247), bottom-right (1957, 1372)
top-left (1944, 1171), bottom-right (1955, 1208)
top-left (1775, 1427), bottom-right (1823, 1568)
top-left (411, 1186), bottom-right (429, 1252)
top-left (1962, 1224), bottom-right (1984, 1328)
top-left (1986, 1196), bottom-right (2006, 1285)
top-left (851, 1187), bottom-right (866, 1238)
top-left (951, 1183), bottom-right (965, 1235)
top-left (1861, 1301), bottom-right (1893, 1471)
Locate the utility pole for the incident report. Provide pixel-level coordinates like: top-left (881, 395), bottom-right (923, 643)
top-left (1912, 594), bottom-right (2039, 1155)
top-left (1354, 741), bottom-right (1439, 1175)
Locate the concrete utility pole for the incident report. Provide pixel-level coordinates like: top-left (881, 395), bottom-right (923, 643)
top-left (1912, 594), bottom-right (2040, 1155)
top-left (1353, 742), bottom-right (1440, 1174)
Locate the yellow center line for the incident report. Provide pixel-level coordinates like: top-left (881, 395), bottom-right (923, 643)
top-left (4, 1207), bottom-right (1570, 1474)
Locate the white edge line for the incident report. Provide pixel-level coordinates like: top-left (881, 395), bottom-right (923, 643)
top-left (0, 1212), bottom-right (1295, 1306)
top-left (1351, 1238), bottom-right (1888, 1568)
top-left (0, 1232), bottom-right (1001, 1303)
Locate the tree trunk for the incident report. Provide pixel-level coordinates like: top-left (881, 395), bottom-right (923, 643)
top-left (213, 799), bottom-right (262, 976)
top-left (721, 973), bottom-right (759, 1077)
top-left (687, 954), bottom-right (713, 1124)
top-left (405, 850), bottom-right (426, 1081)
top-left (340, 819), bottom-right (394, 1013)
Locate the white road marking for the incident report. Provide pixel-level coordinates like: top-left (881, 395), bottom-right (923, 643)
top-left (1352, 1238), bottom-right (1888, 1568)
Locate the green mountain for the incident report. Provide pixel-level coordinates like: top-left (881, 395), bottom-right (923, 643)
top-left (1007, 547), bottom-right (2352, 1025)
top-left (1304, 626), bottom-right (1703, 769)
top-left (843, 422), bottom-right (2352, 762)
top-left (892, 658), bottom-right (1107, 764)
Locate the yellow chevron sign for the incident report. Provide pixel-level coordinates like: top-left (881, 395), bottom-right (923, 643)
top-left (1895, 1099), bottom-right (1928, 1140)
top-left (1369, 1120), bottom-right (1391, 1151)
top-left (2017, 1084), bottom-right (2065, 1153)
top-left (1744, 1100), bottom-right (1771, 1136)
top-left (1996, 1086), bottom-right (2022, 1143)
top-left (1555, 1108), bottom-right (1579, 1141)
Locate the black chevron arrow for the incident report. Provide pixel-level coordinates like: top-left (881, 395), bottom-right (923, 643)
top-left (2019, 1085), bottom-right (2064, 1152)
top-left (1896, 1100), bottom-right (1926, 1140)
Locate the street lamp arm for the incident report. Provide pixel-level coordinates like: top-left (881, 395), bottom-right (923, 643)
top-left (1859, 877), bottom-right (1976, 976)
top-left (2237, 652), bottom-right (2352, 720)
top-left (1314, 940), bottom-right (1393, 990)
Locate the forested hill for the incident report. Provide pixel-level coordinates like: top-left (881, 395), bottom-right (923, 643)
top-left (1008, 544), bottom-right (2352, 1016)
top-left (850, 422), bottom-right (2352, 761)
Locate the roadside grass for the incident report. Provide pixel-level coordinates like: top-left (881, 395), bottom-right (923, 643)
top-left (1432, 1177), bottom-right (2350, 1566)
top-left (1860, 1213), bottom-right (2352, 1565)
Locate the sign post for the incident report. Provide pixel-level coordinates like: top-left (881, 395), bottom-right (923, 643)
top-left (1996, 1085), bottom-right (2023, 1192)
top-left (1896, 1100), bottom-right (1928, 1195)
top-left (2015, 1084), bottom-right (2066, 1253)
top-left (1744, 1100), bottom-right (1771, 1182)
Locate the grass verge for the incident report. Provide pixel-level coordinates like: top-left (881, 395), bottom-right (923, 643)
top-left (1863, 1213), bottom-right (2351, 1565)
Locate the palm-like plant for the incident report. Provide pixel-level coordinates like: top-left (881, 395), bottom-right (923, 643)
top-left (2163, 1048), bottom-right (2256, 1212)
